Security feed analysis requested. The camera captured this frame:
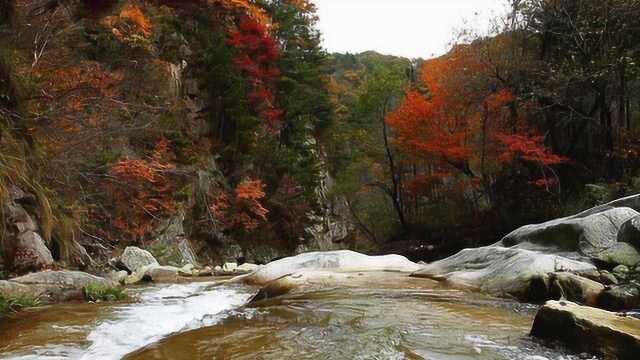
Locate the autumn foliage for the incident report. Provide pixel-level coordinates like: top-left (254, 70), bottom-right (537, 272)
top-left (226, 15), bottom-right (283, 127)
top-left (210, 178), bottom-right (269, 233)
top-left (107, 139), bottom-right (176, 240)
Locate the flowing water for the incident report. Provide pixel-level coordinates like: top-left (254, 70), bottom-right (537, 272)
top-left (0, 275), bottom-right (590, 360)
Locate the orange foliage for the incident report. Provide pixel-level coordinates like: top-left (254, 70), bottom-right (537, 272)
top-left (495, 133), bottom-right (567, 165)
top-left (119, 4), bottom-right (152, 37)
top-left (108, 138), bottom-right (176, 240)
top-left (210, 178), bottom-right (269, 233)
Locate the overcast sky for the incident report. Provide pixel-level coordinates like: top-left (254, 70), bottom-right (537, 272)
top-left (313, 0), bottom-right (510, 59)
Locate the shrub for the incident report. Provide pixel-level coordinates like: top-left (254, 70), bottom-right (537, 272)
top-left (0, 294), bottom-right (40, 316)
top-left (83, 283), bottom-right (128, 302)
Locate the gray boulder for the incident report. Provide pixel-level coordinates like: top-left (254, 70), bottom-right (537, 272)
top-left (15, 231), bottom-right (54, 270)
top-left (411, 246), bottom-right (596, 300)
top-left (618, 215), bottom-right (640, 250)
top-left (531, 301), bottom-right (640, 360)
top-left (142, 265), bottom-right (179, 283)
top-left (238, 250), bottom-right (421, 286)
top-left (593, 242), bottom-right (640, 268)
top-left (120, 247), bottom-right (159, 273)
top-left (499, 207), bottom-right (638, 257)
top-left (0, 271), bottom-right (115, 303)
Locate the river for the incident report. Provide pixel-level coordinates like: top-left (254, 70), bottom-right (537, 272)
top-left (0, 275), bottom-right (592, 359)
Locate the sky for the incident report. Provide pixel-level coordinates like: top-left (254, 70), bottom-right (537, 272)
top-left (313, 0), bottom-right (510, 59)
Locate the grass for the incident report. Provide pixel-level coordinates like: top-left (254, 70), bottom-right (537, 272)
top-left (0, 294), bottom-right (40, 316)
top-left (83, 283), bottom-right (128, 302)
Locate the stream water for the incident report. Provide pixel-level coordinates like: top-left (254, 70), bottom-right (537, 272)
top-left (0, 276), bottom-right (592, 360)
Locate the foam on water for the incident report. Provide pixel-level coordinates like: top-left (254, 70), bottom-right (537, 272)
top-left (80, 282), bottom-right (251, 360)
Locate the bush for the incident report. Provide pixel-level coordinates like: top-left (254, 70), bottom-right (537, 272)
top-left (0, 294), bottom-right (40, 316)
top-left (83, 283), bottom-right (128, 302)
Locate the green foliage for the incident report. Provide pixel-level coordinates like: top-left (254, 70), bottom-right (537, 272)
top-left (83, 283), bottom-right (128, 302)
top-left (0, 294), bottom-right (40, 316)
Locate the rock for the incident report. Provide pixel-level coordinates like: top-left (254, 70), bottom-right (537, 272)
top-left (599, 270), bottom-right (619, 285)
top-left (411, 246), bottom-right (596, 300)
top-left (149, 210), bottom-right (199, 267)
top-left (120, 247), bottom-right (159, 273)
top-left (196, 266), bottom-right (213, 277)
top-left (239, 250), bottom-right (422, 286)
top-left (613, 265), bottom-right (630, 279)
top-left (618, 215), bottom-right (640, 251)
top-left (142, 265), bottom-right (179, 283)
top-left (499, 207), bottom-right (638, 257)
top-left (109, 270), bottom-right (128, 285)
top-left (214, 265), bottom-right (222, 272)
top-left (548, 272), bottom-right (604, 306)
top-left (0, 271), bottom-right (115, 303)
top-left (530, 300), bottom-right (640, 359)
top-left (236, 263), bottom-right (260, 273)
top-left (14, 231), bottom-right (54, 271)
top-left (223, 262), bottom-right (238, 273)
top-left (598, 284), bottom-right (640, 310)
top-left (593, 242), bottom-right (640, 268)
top-left (178, 263), bottom-right (195, 276)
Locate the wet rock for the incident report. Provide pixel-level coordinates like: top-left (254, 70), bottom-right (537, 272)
top-left (236, 263), bottom-right (260, 273)
top-left (239, 250), bottom-right (421, 286)
top-left (223, 262), bottom-right (238, 273)
top-left (613, 265), bottom-right (630, 280)
top-left (618, 214), bottom-right (640, 250)
top-left (598, 283), bottom-right (640, 310)
top-left (549, 272), bottom-right (604, 306)
top-left (178, 263), bottom-right (195, 276)
top-left (0, 271), bottom-right (115, 303)
top-left (593, 242), bottom-right (640, 268)
top-left (598, 270), bottom-right (619, 285)
top-left (530, 300), bottom-right (640, 359)
top-left (411, 246), bottom-right (596, 298)
top-left (498, 207), bottom-right (638, 257)
top-left (142, 265), bottom-right (179, 283)
top-left (119, 247), bottom-right (159, 273)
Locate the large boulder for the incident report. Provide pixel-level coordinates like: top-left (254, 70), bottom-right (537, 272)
top-left (617, 215), bottom-right (640, 251)
top-left (530, 301), bottom-right (640, 360)
top-left (598, 283), bottom-right (640, 310)
top-left (119, 247), bottom-right (159, 273)
top-left (593, 242), bottom-right (640, 268)
top-left (238, 250), bottom-right (421, 286)
top-left (498, 207), bottom-right (638, 257)
top-left (0, 271), bottom-right (115, 303)
top-left (411, 246), bottom-right (596, 300)
top-left (4, 201), bottom-right (53, 272)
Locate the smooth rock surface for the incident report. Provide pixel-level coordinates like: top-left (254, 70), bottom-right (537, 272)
top-left (598, 283), bottom-right (640, 310)
top-left (593, 242), bottom-right (640, 267)
top-left (239, 250), bottom-right (421, 286)
top-left (0, 271), bottom-right (115, 303)
top-left (411, 246), bottom-right (596, 299)
top-left (120, 247), bottom-right (159, 273)
top-left (499, 207), bottom-right (638, 257)
top-left (618, 215), bottom-right (640, 251)
top-left (530, 300), bottom-right (640, 359)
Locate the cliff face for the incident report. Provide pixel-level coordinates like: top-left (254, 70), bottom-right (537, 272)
top-left (0, 0), bottom-right (348, 272)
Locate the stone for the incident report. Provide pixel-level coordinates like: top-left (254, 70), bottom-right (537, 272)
top-left (214, 265), bottom-right (222, 272)
top-left (119, 247), bottom-right (159, 273)
top-left (530, 300), bottom-right (640, 359)
top-left (149, 210), bottom-right (199, 267)
top-left (178, 263), bottom-right (195, 277)
top-left (498, 207), bottom-right (638, 257)
top-left (238, 250), bottom-right (422, 286)
top-left (1, 271), bottom-right (115, 303)
top-left (236, 263), bottom-right (260, 273)
top-left (143, 265), bottom-right (179, 283)
top-left (593, 242), bottom-right (640, 268)
top-left (598, 284), bottom-right (640, 310)
top-left (15, 231), bottom-right (54, 271)
top-left (223, 262), bottom-right (238, 273)
top-left (411, 246), bottom-right (596, 299)
top-left (618, 215), bottom-right (640, 251)
top-left (613, 265), bottom-right (630, 279)
top-left (109, 270), bottom-right (128, 285)
top-left (599, 270), bottom-right (619, 285)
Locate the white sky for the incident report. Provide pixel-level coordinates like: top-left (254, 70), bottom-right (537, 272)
top-left (313, 0), bottom-right (510, 59)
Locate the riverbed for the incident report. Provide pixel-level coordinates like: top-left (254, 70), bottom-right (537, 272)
top-left (0, 275), bottom-right (591, 359)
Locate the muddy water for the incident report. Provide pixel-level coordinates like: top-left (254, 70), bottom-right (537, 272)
top-left (1, 275), bottom-right (586, 360)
